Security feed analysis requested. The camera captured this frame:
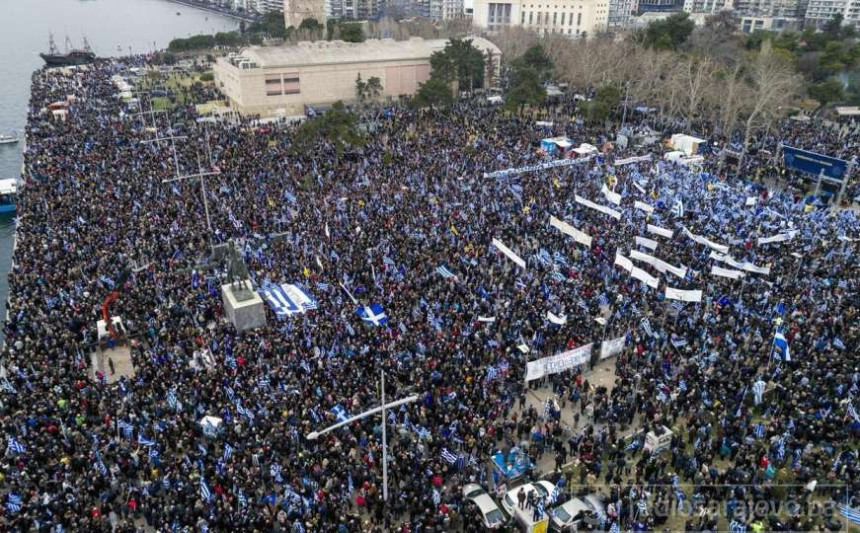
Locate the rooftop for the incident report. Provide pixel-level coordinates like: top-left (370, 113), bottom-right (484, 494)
top-left (229, 37), bottom-right (501, 69)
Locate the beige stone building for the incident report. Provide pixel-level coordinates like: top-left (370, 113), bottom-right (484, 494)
top-left (213, 37), bottom-right (501, 117)
top-left (471, 0), bottom-right (609, 37)
top-left (283, 0), bottom-right (326, 29)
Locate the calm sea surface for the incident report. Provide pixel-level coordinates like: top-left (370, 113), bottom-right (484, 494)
top-left (0, 0), bottom-right (238, 338)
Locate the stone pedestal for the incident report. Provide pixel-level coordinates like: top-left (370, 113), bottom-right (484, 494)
top-left (221, 281), bottom-right (266, 332)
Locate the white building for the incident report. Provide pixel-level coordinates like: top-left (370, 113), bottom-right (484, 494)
top-left (443, 0), bottom-right (467, 18)
top-left (805, 0), bottom-right (860, 27)
top-left (607, 0), bottom-right (635, 26)
top-left (472, 0), bottom-right (609, 37)
top-left (682, 0), bottom-right (731, 13)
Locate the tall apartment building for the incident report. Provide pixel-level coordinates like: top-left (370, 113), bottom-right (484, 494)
top-left (607, 0), bottom-right (634, 26)
top-left (284, 0), bottom-right (326, 26)
top-left (682, 0), bottom-right (730, 14)
top-left (255, 0), bottom-right (285, 11)
top-left (327, 0), bottom-right (382, 19)
top-left (731, 0), bottom-right (805, 31)
top-left (805, 0), bottom-right (860, 27)
top-left (443, 0), bottom-right (467, 18)
top-left (472, 0), bottom-right (609, 37)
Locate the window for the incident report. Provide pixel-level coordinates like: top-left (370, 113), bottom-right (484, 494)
top-left (553, 11), bottom-right (557, 23)
top-left (561, 12), bottom-right (565, 24)
top-left (522, 11), bottom-right (526, 22)
top-left (577, 12), bottom-right (582, 24)
top-left (529, 11), bottom-right (534, 23)
top-left (537, 11), bottom-right (542, 22)
top-left (283, 76), bottom-right (300, 83)
top-left (267, 89), bottom-right (282, 96)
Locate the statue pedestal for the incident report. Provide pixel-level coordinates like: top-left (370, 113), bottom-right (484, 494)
top-left (221, 281), bottom-right (266, 332)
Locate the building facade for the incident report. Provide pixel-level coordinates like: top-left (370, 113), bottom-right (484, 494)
top-left (214, 37), bottom-right (501, 116)
top-left (682, 0), bottom-right (730, 14)
top-left (607, 0), bottom-right (635, 26)
top-left (283, 0), bottom-right (326, 27)
top-left (805, 0), bottom-right (860, 27)
top-left (472, 0), bottom-right (609, 37)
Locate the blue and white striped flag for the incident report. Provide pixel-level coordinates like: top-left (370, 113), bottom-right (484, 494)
top-left (840, 505), bottom-right (860, 526)
top-left (773, 328), bottom-right (790, 362)
top-left (238, 491), bottom-right (248, 507)
top-left (536, 497), bottom-right (545, 517)
top-left (436, 265), bottom-right (456, 279)
top-left (223, 443), bottom-right (233, 461)
top-left (138, 434), bottom-right (156, 447)
top-left (753, 423), bottom-right (765, 438)
top-left (6, 493), bottom-right (22, 513)
top-left (200, 479), bottom-right (212, 502)
top-left (752, 379), bottom-right (766, 405)
top-left (441, 448), bottom-right (458, 465)
top-left (432, 488), bottom-right (441, 506)
top-left (730, 520), bottom-right (746, 532)
top-left (641, 318), bottom-right (654, 338)
top-left (7, 436), bottom-right (25, 454)
top-left (331, 404), bottom-right (349, 423)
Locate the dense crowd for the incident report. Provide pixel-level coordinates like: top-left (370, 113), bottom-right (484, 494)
top-left (1, 56), bottom-right (859, 533)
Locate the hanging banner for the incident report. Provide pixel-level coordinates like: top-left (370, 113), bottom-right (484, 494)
top-left (757, 231), bottom-right (798, 245)
top-left (782, 145), bottom-right (849, 181)
top-left (549, 215), bottom-right (593, 247)
top-left (601, 183), bottom-right (622, 205)
top-left (575, 195), bottom-right (622, 220)
top-left (614, 155), bottom-right (652, 166)
top-left (634, 201), bottom-right (654, 214)
top-left (711, 265), bottom-right (745, 280)
top-left (682, 227), bottom-right (729, 254)
top-left (483, 156), bottom-right (592, 178)
top-left (614, 252), bottom-right (633, 272)
top-left (600, 336), bottom-right (626, 360)
top-left (629, 250), bottom-right (687, 279)
top-left (491, 238), bottom-right (526, 269)
top-left (647, 224), bottom-right (673, 239)
top-left (525, 344), bottom-right (593, 381)
top-left (710, 251), bottom-right (771, 275)
top-left (631, 266), bottom-right (660, 288)
top-left (665, 287), bottom-right (702, 302)
top-left (635, 236), bottom-right (658, 250)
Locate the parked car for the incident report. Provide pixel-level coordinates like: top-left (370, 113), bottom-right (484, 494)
top-left (462, 483), bottom-right (508, 530)
top-left (549, 494), bottom-right (605, 531)
top-left (501, 480), bottom-right (557, 516)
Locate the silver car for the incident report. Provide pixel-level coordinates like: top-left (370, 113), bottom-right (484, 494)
top-left (462, 483), bottom-right (508, 530)
top-left (550, 494), bottom-right (605, 531)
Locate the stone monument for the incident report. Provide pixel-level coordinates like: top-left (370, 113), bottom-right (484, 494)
top-left (220, 244), bottom-right (266, 332)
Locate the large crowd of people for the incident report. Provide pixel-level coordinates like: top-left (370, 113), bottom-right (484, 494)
top-left (0, 55), bottom-right (858, 532)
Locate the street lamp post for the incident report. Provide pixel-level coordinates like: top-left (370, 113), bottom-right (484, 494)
top-left (306, 371), bottom-right (419, 502)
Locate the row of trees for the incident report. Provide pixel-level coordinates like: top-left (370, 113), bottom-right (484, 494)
top-left (491, 14), bottom-right (807, 153)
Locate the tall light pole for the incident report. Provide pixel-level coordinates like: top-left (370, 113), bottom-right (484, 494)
top-left (162, 153), bottom-right (221, 254)
top-left (306, 371), bottom-right (419, 502)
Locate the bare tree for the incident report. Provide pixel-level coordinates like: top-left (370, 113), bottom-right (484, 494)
top-left (740, 41), bottom-right (802, 160)
top-left (679, 55), bottom-right (717, 127)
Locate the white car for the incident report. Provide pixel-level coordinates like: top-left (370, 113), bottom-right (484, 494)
top-left (550, 494), bottom-right (605, 531)
top-left (462, 483), bottom-right (507, 529)
top-left (501, 480), bottom-right (557, 517)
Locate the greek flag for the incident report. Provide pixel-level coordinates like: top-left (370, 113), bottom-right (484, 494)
top-left (674, 488), bottom-right (686, 506)
top-left (551, 271), bottom-right (566, 282)
top-left (536, 498), bottom-right (545, 517)
top-left (6, 493), bottom-right (22, 513)
top-left (598, 293), bottom-right (610, 306)
top-left (753, 423), bottom-right (765, 438)
top-left (238, 491), bottom-right (248, 507)
top-left (441, 448), bottom-right (458, 465)
top-left (672, 198), bottom-right (684, 218)
top-left (270, 464), bottom-right (284, 483)
top-left (609, 522), bottom-right (620, 533)
top-left (771, 328), bottom-right (790, 364)
top-left (149, 448), bottom-right (159, 460)
top-left (332, 404), bottom-right (349, 423)
top-left (432, 488), bottom-right (441, 506)
top-left (840, 505), bottom-right (860, 526)
top-left (258, 376), bottom-right (270, 388)
top-left (200, 479), bottom-right (212, 502)
top-left (553, 251), bottom-right (569, 267)
top-left (752, 379), bottom-right (766, 405)
top-left (436, 265), bottom-right (456, 279)
top-left (536, 249), bottom-right (552, 266)
top-left (548, 486), bottom-right (561, 505)
top-left (625, 440), bottom-right (640, 452)
top-left (356, 304), bottom-right (388, 326)
top-left (167, 390), bottom-right (181, 411)
top-left (118, 420), bottom-right (134, 438)
top-left (259, 281), bottom-right (319, 318)
top-left (641, 318), bottom-right (654, 338)
top-left (678, 379), bottom-right (687, 392)
top-left (7, 436), bottom-right (25, 454)
top-left (223, 444), bottom-right (233, 460)
top-left (96, 455), bottom-right (108, 475)
top-left (486, 366), bottom-right (499, 382)
top-left (730, 519), bottom-right (746, 532)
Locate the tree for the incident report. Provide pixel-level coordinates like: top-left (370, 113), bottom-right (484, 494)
top-left (823, 14), bottom-right (844, 40)
top-left (428, 39), bottom-right (486, 91)
top-left (355, 74), bottom-right (368, 101)
top-left (518, 45), bottom-right (554, 80)
top-left (808, 77), bottom-right (845, 109)
top-left (505, 65), bottom-right (545, 114)
top-left (413, 77), bottom-right (454, 109)
top-left (741, 41), bottom-right (803, 161)
top-left (339, 23), bottom-right (365, 43)
top-left (641, 13), bottom-right (695, 50)
top-left (291, 101), bottom-right (365, 155)
top-left (689, 11), bottom-right (743, 66)
top-left (366, 77), bottom-right (383, 99)
top-left (299, 18), bottom-right (323, 34)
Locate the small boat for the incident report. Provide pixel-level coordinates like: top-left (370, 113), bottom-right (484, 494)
top-left (0, 179), bottom-right (18, 214)
top-left (176, 11), bottom-right (181, 15)
top-left (0, 134), bottom-right (18, 145)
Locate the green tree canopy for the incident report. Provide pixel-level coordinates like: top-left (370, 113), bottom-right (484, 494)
top-left (504, 65), bottom-right (545, 112)
top-left (641, 13), bottom-right (695, 50)
top-left (516, 45), bottom-right (554, 80)
top-left (291, 101), bottom-right (365, 155)
top-left (413, 77), bottom-right (454, 108)
top-left (428, 39), bottom-right (486, 90)
top-left (339, 23), bottom-right (365, 43)
top-left (808, 77), bottom-right (845, 107)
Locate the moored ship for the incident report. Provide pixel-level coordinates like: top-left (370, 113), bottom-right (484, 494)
top-left (40, 34), bottom-right (97, 67)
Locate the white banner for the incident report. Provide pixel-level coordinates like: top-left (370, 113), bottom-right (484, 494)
top-left (757, 231), bottom-right (798, 245)
top-left (614, 252), bottom-right (633, 272)
top-left (600, 336), bottom-right (626, 360)
top-left (710, 251), bottom-right (771, 275)
top-left (711, 265), bottom-right (745, 280)
top-left (647, 224), bottom-right (674, 239)
top-left (631, 266), bottom-right (660, 288)
top-left (483, 157), bottom-right (592, 178)
top-left (547, 311), bottom-right (567, 325)
top-left (601, 183), bottom-right (622, 205)
top-left (682, 227), bottom-right (729, 254)
top-left (614, 155), bottom-right (652, 166)
top-left (634, 201), bottom-right (654, 214)
top-left (575, 195), bottom-right (622, 220)
top-left (491, 238), bottom-right (526, 269)
top-left (629, 250), bottom-right (686, 279)
top-left (635, 236), bottom-right (658, 250)
top-left (664, 287), bottom-right (702, 302)
top-left (745, 197), bottom-right (757, 206)
top-left (632, 182), bottom-right (647, 194)
top-left (549, 215), bottom-right (593, 247)
top-left (525, 344), bottom-right (593, 381)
